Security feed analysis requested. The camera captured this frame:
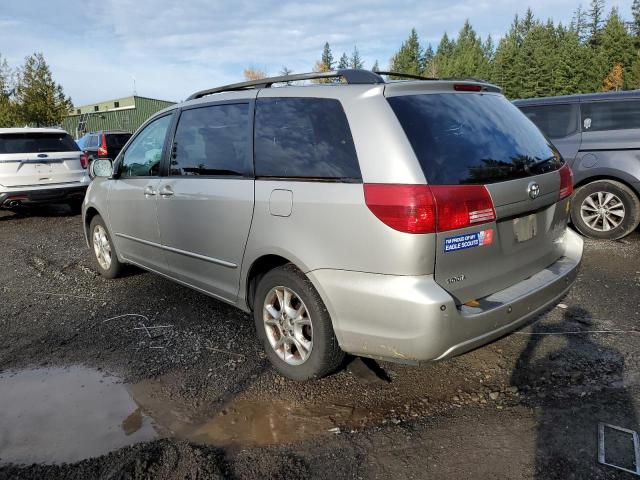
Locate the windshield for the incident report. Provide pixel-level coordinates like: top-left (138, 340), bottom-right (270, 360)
top-left (0, 132), bottom-right (80, 154)
top-left (387, 93), bottom-right (563, 185)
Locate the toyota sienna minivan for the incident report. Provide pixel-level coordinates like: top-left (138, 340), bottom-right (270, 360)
top-left (83, 69), bottom-right (583, 380)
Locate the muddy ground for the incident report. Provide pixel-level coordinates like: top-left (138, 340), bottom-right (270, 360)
top-left (0, 205), bottom-right (639, 479)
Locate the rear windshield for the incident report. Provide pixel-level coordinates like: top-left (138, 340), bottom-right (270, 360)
top-left (106, 133), bottom-right (132, 148)
top-left (0, 132), bottom-right (80, 154)
top-left (388, 93), bottom-right (562, 185)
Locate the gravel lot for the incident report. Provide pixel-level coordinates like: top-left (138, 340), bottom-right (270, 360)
top-left (0, 205), bottom-right (639, 479)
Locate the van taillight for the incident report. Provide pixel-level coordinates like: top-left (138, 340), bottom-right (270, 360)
top-left (364, 184), bottom-right (496, 234)
top-left (430, 185), bottom-right (496, 232)
top-left (80, 153), bottom-right (89, 169)
top-left (558, 164), bottom-right (573, 200)
top-left (97, 134), bottom-right (108, 157)
top-left (363, 184), bottom-right (436, 234)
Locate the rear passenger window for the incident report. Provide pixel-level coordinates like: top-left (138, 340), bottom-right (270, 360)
top-left (581, 100), bottom-right (640, 132)
top-left (519, 104), bottom-right (578, 139)
top-left (170, 103), bottom-right (250, 176)
top-left (0, 132), bottom-right (79, 154)
top-left (254, 98), bottom-right (361, 181)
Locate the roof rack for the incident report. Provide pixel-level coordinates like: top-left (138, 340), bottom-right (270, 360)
top-left (187, 69), bottom-right (385, 100)
top-left (373, 71), bottom-right (438, 81)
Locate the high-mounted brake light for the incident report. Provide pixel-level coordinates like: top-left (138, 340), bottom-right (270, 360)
top-left (364, 184), bottom-right (496, 234)
top-left (79, 153), bottom-right (89, 169)
top-left (97, 134), bottom-right (108, 157)
top-left (453, 83), bottom-right (482, 92)
top-left (558, 164), bottom-right (573, 200)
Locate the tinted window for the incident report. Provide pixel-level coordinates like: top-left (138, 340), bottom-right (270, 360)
top-left (254, 97), bottom-right (361, 180)
top-left (106, 133), bottom-right (132, 149)
top-left (170, 103), bottom-right (250, 176)
top-left (0, 132), bottom-right (80, 154)
top-left (519, 104), bottom-right (579, 139)
top-left (120, 115), bottom-right (172, 177)
top-left (89, 135), bottom-right (99, 148)
top-left (388, 93), bottom-right (562, 185)
top-left (581, 100), bottom-right (640, 132)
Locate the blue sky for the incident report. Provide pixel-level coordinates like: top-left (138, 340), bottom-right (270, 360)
top-left (0, 0), bottom-right (633, 105)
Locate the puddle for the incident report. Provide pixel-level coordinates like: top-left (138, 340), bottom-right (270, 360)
top-left (0, 366), bottom-right (156, 465)
top-left (0, 366), bottom-right (368, 465)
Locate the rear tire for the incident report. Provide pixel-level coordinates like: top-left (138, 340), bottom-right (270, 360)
top-left (89, 214), bottom-right (124, 278)
top-left (571, 180), bottom-right (640, 240)
top-left (253, 264), bottom-right (345, 381)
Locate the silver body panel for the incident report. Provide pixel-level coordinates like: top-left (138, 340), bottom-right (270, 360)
top-left (84, 80), bottom-right (583, 364)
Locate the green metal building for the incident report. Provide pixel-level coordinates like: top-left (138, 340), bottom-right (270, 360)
top-left (62, 95), bottom-right (176, 139)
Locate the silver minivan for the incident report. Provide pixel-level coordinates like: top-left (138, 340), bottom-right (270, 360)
top-left (83, 70), bottom-right (583, 380)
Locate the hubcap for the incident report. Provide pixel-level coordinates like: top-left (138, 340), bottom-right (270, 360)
top-left (580, 191), bottom-right (625, 232)
top-left (263, 286), bottom-right (313, 366)
top-left (93, 225), bottom-right (112, 270)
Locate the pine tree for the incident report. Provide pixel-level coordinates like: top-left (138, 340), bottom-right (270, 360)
top-left (572, 4), bottom-right (589, 42)
top-left (603, 63), bottom-right (624, 91)
top-left (588, 0), bottom-right (606, 46)
top-left (337, 53), bottom-right (349, 69)
top-left (321, 42), bottom-right (334, 70)
top-left (598, 8), bottom-right (635, 88)
top-left (390, 28), bottom-right (424, 75)
top-left (424, 44), bottom-right (435, 76)
top-left (0, 55), bottom-right (17, 127)
top-left (371, 59), bottom-right (380, 72)
top-left (279, 66), bottom-right (294, 85)
top-left (444, 20), bottom-right (488, 79)
top-left (349, 46), bottom-right (364, 69)
top-left (15, 53), bottom-right (72, 127)
top-left (632, 0), bottom-right (640, 35)
top-left (431, 32), bottom-right (454, 77)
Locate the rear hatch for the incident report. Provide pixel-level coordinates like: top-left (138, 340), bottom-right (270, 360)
top-left (0, 131), bottom-right (84, 188)
top-left (387, 88), bottom-right (572, 304)
top-left (105, 133), bottom-right (132, 159)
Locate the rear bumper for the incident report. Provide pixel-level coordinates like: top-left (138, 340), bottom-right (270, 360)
top-left (0, 185), bottom-right (87, 208)
top-left (308, 228), bottom-right (583, 364)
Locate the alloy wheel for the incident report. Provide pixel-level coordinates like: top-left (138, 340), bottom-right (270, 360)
top-left (263, 286), bottom-right (313, 365)
top-left (580, 191), bottom-right (625, 232)
top-left (93, 224), bottom-right (112, 270)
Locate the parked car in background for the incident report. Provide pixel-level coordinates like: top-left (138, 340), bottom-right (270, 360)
top-left (0, 128), bottom-right (89, 210)
top-left (514, 91), bottom-right (640, 240)
top-left (78, 130), bottom-right (132, 164)
top-left (83, 69), bottom-right (582, 380)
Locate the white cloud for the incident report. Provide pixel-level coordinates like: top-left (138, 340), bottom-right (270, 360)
top-left (0, 0), bottom-right (634, 105)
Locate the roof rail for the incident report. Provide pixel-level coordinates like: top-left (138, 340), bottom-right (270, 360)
top-left (373, 71), bottom-right (437, 81)
top-left (187, 69), bottom-right (385, 100)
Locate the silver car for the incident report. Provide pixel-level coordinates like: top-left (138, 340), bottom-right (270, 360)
top-left (83, 69), bottom-right (583, 380)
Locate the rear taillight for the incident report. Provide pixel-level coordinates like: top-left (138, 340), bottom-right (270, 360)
top-left (364, 184), bottom-right (496, 234)
top-left (80, 153), bottom-right (89, 169)
top-left (430, 185), bottom-right (496, 232)
top-left (97, 134), bottom-right (108, 157)
top-left (558, 164), bottom-right (573, 200)
top-left (363, 184), bottom-right (436, 234)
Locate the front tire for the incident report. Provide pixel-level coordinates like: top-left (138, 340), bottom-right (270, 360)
top-left (254, 264), bottom-right (345, 381)
top-left (89, 214), bottom-right (124, 278)
top-left (571, 180), bottom-right (640, 240)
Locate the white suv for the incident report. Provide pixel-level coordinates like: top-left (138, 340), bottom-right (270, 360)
top-left (0, 128), bottom-right (89, 209)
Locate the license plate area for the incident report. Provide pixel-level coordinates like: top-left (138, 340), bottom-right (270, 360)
top-left (513, 214), bottom-right (537, 242)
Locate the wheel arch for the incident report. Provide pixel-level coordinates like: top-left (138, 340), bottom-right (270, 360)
top-left (243, 254), bottom-right (303, 312)
top-left (574, 174), bottom-right (640, 198)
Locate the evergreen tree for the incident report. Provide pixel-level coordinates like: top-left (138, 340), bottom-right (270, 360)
top-left (588, 0), bottom-right (606, 46)
top-left (572, 4), bottom-right (589, 42)
top-left (390, 28), bottom-right (424, 75)
top-left (0, 54), bottom-right (17, 127)
top-left (633, 0), bottom-right (640, 36)
top-left (431, 32), bottom-right (454, 77)
top-left (444, 20), bottom-right (488, 79)
top-left (598, 8), bottom-right (635, 88)
top-left (349, 46), bottom-right (364, 69)
top-left (15, 53), bottom-right (71, 127)
top-left (321, 42), bottom-right (334, 70)
top-left (424, 44), bottom-right (435, 76)
top-left (337, 52), bottom-right (349, 69)
top-left (371, 59), bottom-right (380, 72)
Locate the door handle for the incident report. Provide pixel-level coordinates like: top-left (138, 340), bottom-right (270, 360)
top-left (143, 186), bottom-right (156, 197)
top-left (159, 186), bottom-right (174, 198)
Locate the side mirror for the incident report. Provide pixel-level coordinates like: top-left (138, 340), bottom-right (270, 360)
top-left (90, 158), bottom-right (114, 179)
